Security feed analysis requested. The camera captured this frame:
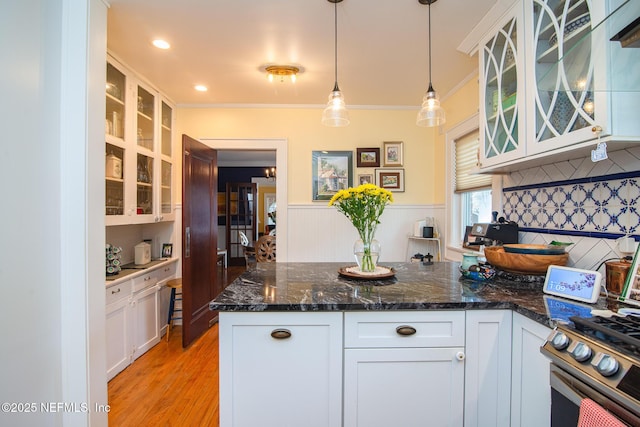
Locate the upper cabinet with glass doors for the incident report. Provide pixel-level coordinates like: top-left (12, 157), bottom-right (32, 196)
top-left (478, 3), bottom-right (526, 169)
top-left (477, 0), bottom-right (640, 171)
top-left (105, 56), bottom-right (175, 226)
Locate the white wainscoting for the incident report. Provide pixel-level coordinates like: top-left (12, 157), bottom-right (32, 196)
top-left (286, 204), bottom-right (446, 263)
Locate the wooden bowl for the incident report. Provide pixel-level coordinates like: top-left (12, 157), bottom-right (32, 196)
top-left (484, 246), bottom-right (569, 275)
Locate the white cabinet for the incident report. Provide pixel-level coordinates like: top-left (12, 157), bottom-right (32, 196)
top-left (343, 311), bottom-right (465, 427)
top-left (106, 281), bottom-right (131, 381)
top-left (464, 310), bottom-right (513, 427)
top-left (478, 0), bottom-right (640, 172)
top-left (511, 312), bottom-right (551, 427)
top-left (218, 312), bottom-right (343, 427)
top-left (479, 2), bottom-right (526, 168)
top-left (131, 283), bottom-right (161, 359)
top-left (105, 55), bottom-right (175, 226)
top-left (105, 260), bottom-right (177, 380)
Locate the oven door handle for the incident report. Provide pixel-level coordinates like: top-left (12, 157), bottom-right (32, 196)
top-left (550, 370), bottom-right (585, 407)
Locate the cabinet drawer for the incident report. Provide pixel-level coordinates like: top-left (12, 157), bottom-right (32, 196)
top-left (132, 271), bottom-right (158, 292)
top-left (345, 311), bottom-right (465, 348)
top-left (155, 261), bottom-right (177, 283)
top-left (106, 281), bottom-right (131, 305)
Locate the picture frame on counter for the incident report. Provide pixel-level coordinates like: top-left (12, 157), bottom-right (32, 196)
top-left (620, 243), bottom-right (640, 306)
top-left (356, 147), bottom-right (380, 167)
top-left (375, 168), bottom-right (404, 192)
top-left (312, 150), bottom-right (353, 201)
top-left (358, 174), bottom-right (374, 185)
top-left (162, 243), bottom-right (173, 258)
top-left (383, 141), bottom-right (403, 167)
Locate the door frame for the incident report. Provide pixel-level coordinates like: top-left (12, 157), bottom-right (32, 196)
top-left (200, 138), bottom-right (288, 261)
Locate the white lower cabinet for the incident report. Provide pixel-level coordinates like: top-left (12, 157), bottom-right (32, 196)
top-left (131, 283), bottom-right (161, 359)
top-left (105, 260), bottom-right (177, 380)
top-left (218, 311), bottom-right (343, 427)
top-left (464, 310), bottom-right (513, 427)
top-left (217, 309), bottom-right (553, 427)
top-left (343, 311), bottom-right (465, 427)
top-left (106, 281), bottom-right (132, 381)
top-left (511, 312), bottom-right (551, 427)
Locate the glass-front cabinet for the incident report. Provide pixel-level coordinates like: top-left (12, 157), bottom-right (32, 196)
top-left (478, 0), bottom-right (640, 171)
top-left (105, 56), bottom-right (174, 225)
top-left (526, 0), bottom-right (599, 155)
top-left (479, 4), bottom-right (525, 168)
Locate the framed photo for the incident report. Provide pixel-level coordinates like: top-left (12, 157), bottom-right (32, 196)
top-left (312, 150), bottom-right (353, 201)
top-left (620, 244), bottom-right (640, 306)
top-left (358, 174), bottom-right (374, 185)
top-left (162, 243), bottom-right (173, 258)
top-left (356, 147), bottom-right (380, 167)
top-left (375, 168), bottom-right (404, 192)
top-left (383, 141), bottom-right (403, 167)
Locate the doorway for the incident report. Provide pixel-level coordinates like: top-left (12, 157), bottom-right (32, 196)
top-left (200, 138), bottom-right (288, 262)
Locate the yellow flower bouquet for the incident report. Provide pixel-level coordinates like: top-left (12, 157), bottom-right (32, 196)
top-left (329, 183), bottom-right (393, 271)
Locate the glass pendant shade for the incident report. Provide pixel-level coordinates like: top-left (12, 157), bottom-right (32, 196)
top-left (322, 84), bottom-right (350, 127)
top-left (416, 84), bottom-right (446, 127)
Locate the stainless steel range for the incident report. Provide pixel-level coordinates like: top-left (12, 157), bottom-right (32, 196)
top-left (541, 314), bottom-right (640, 426)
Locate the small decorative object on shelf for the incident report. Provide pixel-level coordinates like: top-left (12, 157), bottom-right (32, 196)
top-left (106, 244), bottom-right (122, 275)
top-left (329, 183), bottom-right (393, 272)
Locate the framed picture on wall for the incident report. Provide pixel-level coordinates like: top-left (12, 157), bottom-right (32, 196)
top-left (312, 150), bottom-right (353, 201)
top-left (375, 168), bottom-right (404, 192)
top-left (383, 141), bottom-right (403, 167)
top-left (356, 147), bottom-right (380, 167)
top-left (620, 244), bottom-right (640, 306)
top-left (162, 243), bottom-right (173, 258)
top-left (358, 174), bottom-right (374, 185)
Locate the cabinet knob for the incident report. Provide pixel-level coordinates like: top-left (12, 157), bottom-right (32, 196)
top-left (270, 329), bottom-right (292, 339)
top-left (395, 325), bottom-right (417, 336)
top-left (456, 351), bottom-right (465, 361)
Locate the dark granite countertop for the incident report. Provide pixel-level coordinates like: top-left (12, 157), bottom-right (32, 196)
top-left (210, 262), bottom-right (620, 328)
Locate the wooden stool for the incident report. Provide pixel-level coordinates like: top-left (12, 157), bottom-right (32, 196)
top-left (166, 278), bottom-right (182, 342)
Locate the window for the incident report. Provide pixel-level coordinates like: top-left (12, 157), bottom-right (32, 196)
top-left (454, 129), bottom-right (492, 243)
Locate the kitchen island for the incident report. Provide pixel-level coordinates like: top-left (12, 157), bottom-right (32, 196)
top-left (210, 262), bottom-right (611, 427)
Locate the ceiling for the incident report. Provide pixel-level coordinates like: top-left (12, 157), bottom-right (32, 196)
top-left (106, 0), bottom-right (497, 108)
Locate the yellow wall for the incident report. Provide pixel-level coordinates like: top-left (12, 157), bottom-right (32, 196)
top-left (176, 107), bottom-right (441, 204)
top-left (175, 77), bottom-right (478, 206)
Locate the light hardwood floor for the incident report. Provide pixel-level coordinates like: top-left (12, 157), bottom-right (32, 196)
top-left (107, 266), bottom-right (245, 426)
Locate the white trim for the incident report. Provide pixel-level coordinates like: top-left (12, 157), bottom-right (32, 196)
top-left (445, 114), bottom-right (480, 261)
top-left (458, 0), bottom-right (518, 56)
top-left (61, 0), bottom-right (108, 425)
top-left (199, 138), bottom-right (289, 261)
top-left (179, 103), bottom-right (421, 111)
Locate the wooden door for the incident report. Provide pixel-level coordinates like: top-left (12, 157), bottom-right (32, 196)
top-left (182, 134), bottom-right (219, 347)
top-left (225, 182), bottom-right (257, 266)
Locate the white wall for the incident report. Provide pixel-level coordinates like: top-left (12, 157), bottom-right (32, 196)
top-left (0, 1), bottom-right (108, 426)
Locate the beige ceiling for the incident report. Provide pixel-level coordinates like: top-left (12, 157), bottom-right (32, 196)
top-left (106, 0), bottom-right (496, 107)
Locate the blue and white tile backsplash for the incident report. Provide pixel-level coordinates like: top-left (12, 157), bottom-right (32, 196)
top-left (501, 146), bottom-right (640, 270)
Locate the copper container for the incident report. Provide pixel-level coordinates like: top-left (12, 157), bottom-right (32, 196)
top-left (605, 260), bottom-right (631, 295)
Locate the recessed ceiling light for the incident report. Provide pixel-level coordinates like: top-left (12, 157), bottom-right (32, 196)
top-left (152, 39), bottom-right (170, 49)
top-left (194, 85), bottom-right (208, 92)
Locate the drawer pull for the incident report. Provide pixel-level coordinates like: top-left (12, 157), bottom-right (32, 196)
top-left (270, 329), bottom-right (292, 339)
top-left (396, 325), bottom-right (417, 336)
top-left (111, 288), bottom-right (121, 294)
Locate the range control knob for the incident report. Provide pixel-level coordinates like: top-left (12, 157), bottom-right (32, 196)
top-left (567, 341), bottom-right (592, 362)
top-left (591, 352), bottom-right (619, 377)
top-left (550, 331), bottom-right (570, 350)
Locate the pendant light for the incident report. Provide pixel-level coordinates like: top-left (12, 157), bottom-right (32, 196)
top-left (416, 0), bottom-right (446, 127)
top-left (322, 0), bottom-right (350, 127)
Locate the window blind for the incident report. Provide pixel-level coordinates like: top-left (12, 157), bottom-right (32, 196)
top-left (454, 130), bottom-right (492, 193)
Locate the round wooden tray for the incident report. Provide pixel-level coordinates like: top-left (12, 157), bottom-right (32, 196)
top-left (338, 266), bottom-right (396, 280)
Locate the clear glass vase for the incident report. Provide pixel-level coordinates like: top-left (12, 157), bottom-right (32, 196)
top-left (354, 238), bottom-right (380, 272)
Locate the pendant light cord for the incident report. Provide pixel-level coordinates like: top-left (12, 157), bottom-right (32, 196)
top-left (428, 1), bottom-right (432, 88)
top-left (333, 0), bottom-right (339, 90)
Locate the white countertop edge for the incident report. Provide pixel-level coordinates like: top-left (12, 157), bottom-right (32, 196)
top-left (105, 257), bottom-right (179, 288)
